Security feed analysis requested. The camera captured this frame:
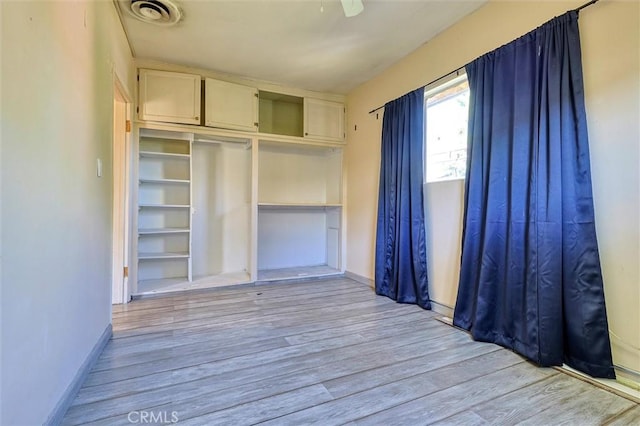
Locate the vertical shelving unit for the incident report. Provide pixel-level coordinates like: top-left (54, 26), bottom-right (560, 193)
top-left (137, 129), bottom-right (193, 293)
top-left (257, 140), bottom-right (343, 281)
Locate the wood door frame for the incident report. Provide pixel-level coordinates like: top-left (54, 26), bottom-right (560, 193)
top-left (112, 74), bottom-right (132, 304)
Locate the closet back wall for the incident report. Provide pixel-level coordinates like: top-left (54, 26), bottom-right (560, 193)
top-left (345, 0), bottom-right (639, 382)
top-left (258, 209), bottom-right (328, 270)
top-left (192, 142), bottom-right (251, 279)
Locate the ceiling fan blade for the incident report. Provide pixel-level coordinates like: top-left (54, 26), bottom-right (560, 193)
top-left (340, 0), bottom-right (364, 17)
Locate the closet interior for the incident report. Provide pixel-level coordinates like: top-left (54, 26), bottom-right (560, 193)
top-left (132, 67), bottom-right (346, 295)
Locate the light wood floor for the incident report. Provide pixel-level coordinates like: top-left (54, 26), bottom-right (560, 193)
top-left (63, 277), bottom-right (639, 425)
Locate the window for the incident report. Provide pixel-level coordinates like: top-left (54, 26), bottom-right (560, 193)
top-left (425, 75), bottom-right (469, 183)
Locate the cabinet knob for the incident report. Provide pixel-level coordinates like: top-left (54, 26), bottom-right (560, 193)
top-left (254, 122), bottom-right (259, 127)
top-left (305, 132), bottom-right (309, 136)
top-left (195, 116), bottom-right (199, 120)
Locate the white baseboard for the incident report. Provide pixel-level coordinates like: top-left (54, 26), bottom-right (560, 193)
top-left (558, 364), bottom-right (640, 404)
top-left (344, 270), bottom-right (374, 288)
top-left (344, 271), bottom-right (455, 317)
top-left (45, 323), bottom-right (112, 425)
top-left (430, 300), bottom-right (454, 318)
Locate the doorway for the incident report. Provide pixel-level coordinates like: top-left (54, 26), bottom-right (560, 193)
top-left (112, 78), bottom-right (131, 304)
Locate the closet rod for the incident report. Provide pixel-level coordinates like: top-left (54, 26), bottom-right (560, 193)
top-left (367, 0), bottom-right (602, 116)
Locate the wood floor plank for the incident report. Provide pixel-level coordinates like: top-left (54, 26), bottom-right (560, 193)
top-left (64, 277), bottom-right (636, 426)
top-left (151, 337), bottom-right (489, 424)
top-left (467, 373), bottom-right (594, 424)
top-left (83, 332), bottom-right (369, 387)
top-left (92, 313), bottom-right (435, 381)
top-left (111, 289), bottom-right (381, 331)
top-left (323, 342), bottom-right (514, 399)
top-left (263, 370), bottom-right (441, 426)
top-left (110, 296), bottom-right (405, 338)
top-left (605, 404), bottom-right (640, 426)
top-left (262, 350), bottom-right (526, 426)
top-left (100, 303), bottom-right (421, 363)
top-left (70, 322), bottom-right (454, 408)
top-left (516, 384), bottom-right (636, 425)
top-left (177, 384), bottom-right (334, 426)
top-left (68, 330), bottom-right (481, 424)
top-left (95, 310), bottom-right (428, 372)
top-left (90, 312), bottom-right (435, 383)
top-left (111, 285), bottom-right (367, 326)
top-left (431, 411), bottom-right (490, 426)
top-left (87, 336), bottom-right (291, 385)
top-left (353, 363), bottom-right (557, 426)
top-left (68, 384), bottom-right (335, 426)
top-left (112, 277), bottom-right (364, 313)
top-left (100, 306), bottom-right (421, 360)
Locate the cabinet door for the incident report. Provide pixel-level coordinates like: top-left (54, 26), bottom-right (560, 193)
top-left (139, 70), bottom-right (201, 125)
top-left (304, 98), bottom-right (345, 142)
top-left (205, 79), bottom-right (259, 132)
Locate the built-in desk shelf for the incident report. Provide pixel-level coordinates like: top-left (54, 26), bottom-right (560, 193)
top-left (258, 202), bottom-right (342, 208)
top-left (255, 140), bottom-right (343, 286)
top-left (257, 265), bottom-right (342, 282)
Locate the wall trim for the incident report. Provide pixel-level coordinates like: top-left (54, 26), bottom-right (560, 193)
top-left (344, 270), bottom-right (373, 288)
top-left (44, 323), bottom-right (112, 426)
top-left (557, 365), bottom-right (640, 404)
top-left (430, 300), bottom-right (454, 318)
top-left (344, 271), bottom-right (457, 318)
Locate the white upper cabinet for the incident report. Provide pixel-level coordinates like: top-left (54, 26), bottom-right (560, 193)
top-left (304, 98), bottom-right (345, 142)
top-left (138, 69), bottom-right (202, 125)
top-left (205, 79), bottom-right (259, 132)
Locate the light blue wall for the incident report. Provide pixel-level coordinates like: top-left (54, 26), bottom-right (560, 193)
top-left (0, 2), bottom-right (134, 423)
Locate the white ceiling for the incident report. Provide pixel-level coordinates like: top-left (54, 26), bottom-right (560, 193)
top-left (117, 0), bottom-right (487, 94)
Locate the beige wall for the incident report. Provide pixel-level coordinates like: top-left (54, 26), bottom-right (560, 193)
top-left (423, 179), bottom-right (465, 313)
top-left (345, 0), bottom-right (639, 379)
top-left (1, 1), bottom-right (134, 424)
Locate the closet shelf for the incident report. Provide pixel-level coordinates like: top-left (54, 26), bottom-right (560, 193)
top-left (138, 252), bottom-right (190, 260)
top-left (139, 151), bottom-right (190, 159)
top-left (139, 204), bottom-right (190, 209)
top-left (258, 202), bottom-right (342, 208)
top-left (139, 178), bottom-right (191, 184)
top-left (138, 228), bottom-right (190, 235)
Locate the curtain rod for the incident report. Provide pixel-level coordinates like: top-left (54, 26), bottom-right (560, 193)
top-left (575, 0), bottom-right (600, 12)
top-left (367, 0), bottom-right (601, 115)
top-left (367, 67), bottom-right (464, 114)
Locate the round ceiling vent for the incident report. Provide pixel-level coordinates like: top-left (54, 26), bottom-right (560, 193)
top-left (127, 0), bottom-right (182, 26)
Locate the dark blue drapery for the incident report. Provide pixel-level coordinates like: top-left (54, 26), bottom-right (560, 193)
top-left (375, 88), bottom-right (430, 309)
top-left (453, 11), bottom-right (614, 378)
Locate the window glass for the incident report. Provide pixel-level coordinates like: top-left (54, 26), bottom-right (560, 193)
top-left (425, 76), bottom-right (469, 183)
